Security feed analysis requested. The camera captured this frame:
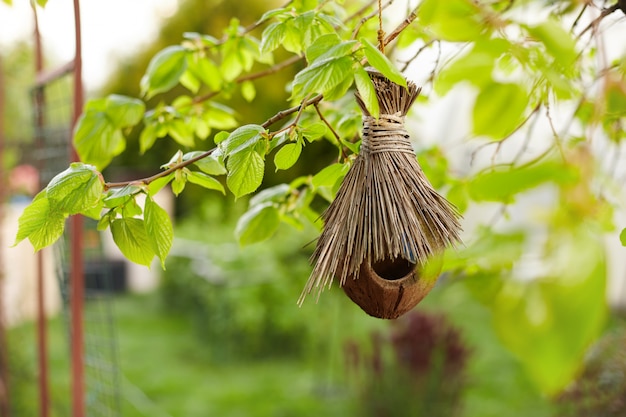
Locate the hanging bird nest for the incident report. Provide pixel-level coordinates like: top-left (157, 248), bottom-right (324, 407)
top-left (299, 69), bottom-right (462, 319)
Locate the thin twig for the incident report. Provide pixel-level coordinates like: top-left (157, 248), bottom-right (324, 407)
top-left (262, 95), bottom-right (324, 128)
top-left (399, 39), bottom-right (435, 72)
top-left (571, 2), bottom-right (589, 32)
top-left (192, 55), bottom-right (303, 105)
top-left (545, 102), bottom-right (566, 161)
top-left (577, 3), bottom-right (620, 38)
top-left (351, 0), bottom-right (393, 40)
top-left (382, 9), bottom-right (417, 46)
top-left (314, 102), bottom-right (348, 160)
top-left (104, 148), bottom-right (216, 190)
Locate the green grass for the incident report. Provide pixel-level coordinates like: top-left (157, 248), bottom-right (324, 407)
top-left (9, 293), bottom-right (360, 417)
top-left (9, 280), bottom-right (623, 416)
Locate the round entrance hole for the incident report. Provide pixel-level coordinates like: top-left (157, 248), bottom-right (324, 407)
top-left (371, 257), bottom-right (415, 281)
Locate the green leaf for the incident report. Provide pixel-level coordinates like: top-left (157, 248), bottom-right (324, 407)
top-left (434, 39), bottom-right (510, 95)
top-left (110, 218), bottom-right (155, 267)
top-left (167, 119), bottom-right (195, 147)
top-left (139, 124), bottom-right (158, 154)
top-left (292, 39), bottom-right (357, 99)
top-left (249, 184), bottom-right (291, 206)
top-left (221, 124), bottom-right (265, 156)
top-left (148, 173), bottom-right (175, 197)
top-left (274, 142), bottom-right (302, 171)
top-left (492, 226), bottom-right (607, 395)
top-left (300, 122), bottom-right (327, 142)
top-left (226, 150), bottom-right (265, 198)
top-left (186, 54), bottom-right (222, 91)
top-left (620, 228), bottom-right (626, 246)
top-left (261, 21), bottom-right (287, 54)
top-left (103, 184), bottom-right (143, 208)
top-left (187, 171), bottom-right (225, 194)
top-left (46, 163), bottom-right (103, 215)
top-left (184, 150), bottom-right (227, 176)
top-left (525, 20), bottom-right (577, 67)
top-left (305, 33), bottom-right (342, 63)
top-left (473, 82), bottom-right (529, 139)
top-left (14, 192), bottom-right (66, 250)
top-left (468, 160), bottom-right (577, 203)
top-left (179, 69), bottom-right (200, 93)
top-left (418, 0), bottom-right (485, 42)
top-left (235, 203), bottom-right (280, 245)
top-left (354, 65), bottom-right (380, 118)
top-left (241, 80), bottom-right (256, 102)
top-left (171, 170), bottom-right (186, 196)
top-left (312, 162), bottom-right (350, 189)
top-left (144, 198), bottom-right (173, 269)
top-left (73, 95), bottom-right (144, 170)
top-left (360, 38), bottom-right (407, 89)
top-left (104, 95), bottom-right (145, 128)
top-left (140, 46), bottom-right (188, 98)
top-left (203, 103), bottom-right (238, 131)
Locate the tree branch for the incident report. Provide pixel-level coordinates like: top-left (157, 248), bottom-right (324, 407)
top-left (104, 8), bottom-right (421, 190)
top-left (104, 148), bottom-right (216, 190)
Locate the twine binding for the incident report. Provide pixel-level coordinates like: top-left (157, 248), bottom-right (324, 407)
top-left (299, 69), bottom-right (462, 305)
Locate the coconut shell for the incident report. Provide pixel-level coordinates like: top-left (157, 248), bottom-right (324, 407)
top-left (342, 257), bottom-right (442, 319)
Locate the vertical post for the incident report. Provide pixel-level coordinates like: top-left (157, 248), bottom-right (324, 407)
top-left (32, 5), bottom-right (50, 417)
top-left (0, 55), bottom-right (12, 417)
top-left (70, 1), bottom-right (85, 417)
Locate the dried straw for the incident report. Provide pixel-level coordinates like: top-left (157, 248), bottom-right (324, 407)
top-left (299, 70), bottom-right (462, 305)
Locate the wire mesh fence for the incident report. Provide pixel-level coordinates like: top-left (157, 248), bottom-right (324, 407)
top-left (32, 65), bottom-right (122, 417)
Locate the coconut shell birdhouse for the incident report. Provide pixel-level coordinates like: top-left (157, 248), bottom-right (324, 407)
top-left (299, 69), bottom-right (462, 319)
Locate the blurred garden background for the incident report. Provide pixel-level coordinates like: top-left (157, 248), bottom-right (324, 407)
top-left (2, 0), bottom-right (626, 416)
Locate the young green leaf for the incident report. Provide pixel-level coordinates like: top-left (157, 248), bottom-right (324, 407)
top-left (300, 122), bottom-right (327, 142)
top-left (468, 160), bottom-right (576, 203)
top-left (144, 198), bottom-right (173, 269)
top-left (305, 33), bottom-right (342, 63)
top-left (473, 82), bottom-right (529, 139)
top-left (148, 173), bottom-right (175, 197)
top-left (14, 192), bottom-right (66, 250)
top-left (139, 124), bottom-right (159, 154)
top-left (104, 95), bottom-right (145, 128)
top-left (312, 162), bottom-right (350, 189)
top-left (221, 124), bottom-right (265, 156)
top-left (140, 45), bottom-right (188, 98)
top-left (46, 163), bottom-right (104, 215)
top-left (241, 80), bottom-right (256, 102)
top-left (292, 39), bottom-right (357, 99)
top-left (525, 19), bottom-right (577, 67)
top-left (261, 21), bottom-right (287, 54)
top-left (620, 228), bottom-right (626, 246)
top-left (418, 0), bottom-right (485, 42)
top-left (235, 203), bottom-right (281, 245)
top-left (103, 184), bottom-right (143, 208)
top-left (167, 119), bottom-right (195, 147)
top-left (354, 65), bottom-right (380, 118)
top-left (111, 218), bottom-right (155, 267)
top-left (360, 38), bottom-right (407, 89)
top-left (226, 150), bottom-right (265, 198)
top-left (187, 171), bottom-right (225, 194)
top-left (249, 184), bottom-right (291, 206)
top-left (185, 151), bottom-right (227, 176)
top-left (171, 170), bottom-right (187, 196)
top-left (74, 96), bottom-right (143, 170)
top-left (274, 142), bottom-right (302, 171)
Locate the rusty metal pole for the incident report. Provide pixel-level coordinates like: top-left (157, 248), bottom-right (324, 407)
top-left (32, 5), bottom-right (50, 417)
top-left (70, 1), bottom-right (85, 417)
top-left (0, 54), bottom-right (12, 417)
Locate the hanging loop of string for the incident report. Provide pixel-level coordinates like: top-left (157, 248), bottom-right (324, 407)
top-left (377, 0), bottom-right (385, 52)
